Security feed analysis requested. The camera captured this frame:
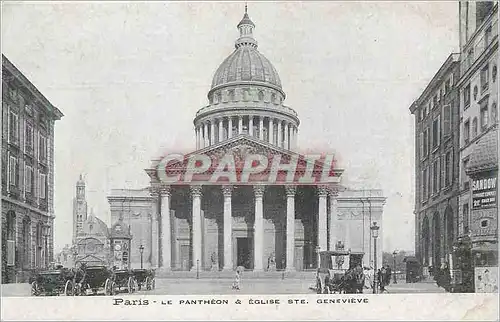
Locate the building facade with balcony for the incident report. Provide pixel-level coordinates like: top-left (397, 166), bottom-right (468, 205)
top-left (410, 54), bottom-right (461, 277)
top-left (1, 55), bottom-right (64, 283)
top-left (457, 1), bottom-right (498, 293)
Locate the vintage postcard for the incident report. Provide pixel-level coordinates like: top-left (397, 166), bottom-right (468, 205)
top-left (1, 1), bottom-right (498, 321)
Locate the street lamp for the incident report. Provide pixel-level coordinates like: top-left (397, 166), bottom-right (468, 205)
top-left (370, 222), bottom-right (380, 294)
top-left (139, 245), bottom-right (144, 269)
top-left (392, 250), bottom-right (398, 284)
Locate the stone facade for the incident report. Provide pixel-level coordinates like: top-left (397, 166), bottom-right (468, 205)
top-left (106, 8), bottom-right (386, 273)
top-left (410, 53), bottom-right (461, 272)
top-left (1, 55), bottom-right (63, 283)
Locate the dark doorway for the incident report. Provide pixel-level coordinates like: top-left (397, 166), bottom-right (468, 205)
top-left (236, 238), bottom-right (252, 269)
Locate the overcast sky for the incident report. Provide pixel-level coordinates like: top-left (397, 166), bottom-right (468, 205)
top-left (2, 1), bottom-right (459, 253)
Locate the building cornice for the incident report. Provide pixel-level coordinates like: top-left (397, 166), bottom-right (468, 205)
top-left (409, 53), bottom-right (460, 114)
top-left (2, 55), bottom-right (64, 120)
top-left (2, 195), bottom-right (52, 218)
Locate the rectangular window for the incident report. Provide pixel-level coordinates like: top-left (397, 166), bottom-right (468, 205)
top-left (485, 26), bottom-right (492, 47)
top-left (8, 156), bottom-right (18, 187)
top-left (39, 173), bottom-right (46, 199)
top-left (463, 84), bottom-right (471, 108)
top-left (464, 119), bottom-right (470, 144)
top-left (433, 159), bottom-right (439, 193)
top-left (8, 110), bottom-right (19, 144)
top-left (39, 135), bottom-right (47, 162)
top-left (422, 168), bottom-right (428, 201)
top-left (443, 105), bottom-right (451, 136)
top-left (480, 64), bottom-right (489, 91)
top-left (432, 117), bottom-right (440, 148)
top-left (25, 166), bottom-right (33, 193)
top-left (445, 79), bottom-right (451, 94)
top-left (433, 95), bottom-right (438, 108)
top-left (419, 132), bottom-right (424, 158)
top-left (25, 122), bottom-right (34, 153)
top-left (445, 151), bottom-right (452, 187)
top-left (480, 101), bottom-right (489, 130)
top-left (467, 49), bottom-right (474, 68)
top-left (462, 159), bottom-right (470, 190)
top-left (463, 203), bottom-right (469, 234)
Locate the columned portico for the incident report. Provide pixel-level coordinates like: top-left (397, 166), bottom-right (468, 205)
top-left (317, 186), bottom-right (328, 252)
top-left (190, 185), bottom-right (203, 271)
top-left (285, 185), bottom-right (296, 271)
top-left (253, 185), bottom-right (265, 271)
top-left (160, 186), bottom-right (172, 270)
top-left (328, 188), bottom-right (339, 251)
top-left (222, 185), bottom-right (233, 270)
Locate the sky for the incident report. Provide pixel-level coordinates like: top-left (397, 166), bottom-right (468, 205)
top-left (2, 1), bottom-right (459, 253)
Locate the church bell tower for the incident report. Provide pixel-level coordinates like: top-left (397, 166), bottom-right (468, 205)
top-left (72, 174), bottom-right (88, 243)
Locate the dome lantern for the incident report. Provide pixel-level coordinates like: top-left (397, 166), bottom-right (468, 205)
top-left (235, 4), bottom-right (258, 49)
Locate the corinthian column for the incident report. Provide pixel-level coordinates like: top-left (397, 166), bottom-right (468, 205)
top-left (269, 118), bottom-right (274, 144)
top-left (253, 185), bottom-right (265, 271)
top-left (203, 123), bottom-right (209, 148)
top-left (284, 123), bottom-right (289, 150)
top-left (222, 185), bottom-right (233, 270)
top-left (285, 185), bottom-right (296, 271)
top-left (218, 118), bottom-right (223, 142)
top-left (328, 187), bottom-right (339, 251)
top-left (238, 116), bottom-right (243, 134)
top-left (249, 115), bottom-right (254, 137)
top-left (317, 186), bottom-right (328, 252)
top-left (259, 116), bottom-right (264, 140)
top-left (190, 185), bottom-right (203, 271)
top-left (210, 120), bottom-right (215, 145)
top-left (160, 186), bottom-right (172, 270)
top-left (277, 121), bottom-right (282, 148)
top-left (149, 188), bottom-right (160, 267)
top-left (228, 117), bottom-right (233, 139)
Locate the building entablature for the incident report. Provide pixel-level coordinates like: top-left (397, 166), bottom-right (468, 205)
top-left (207, 81), bottom-right (286, 103)
top-left (194, 104), bottom-right (299, 127)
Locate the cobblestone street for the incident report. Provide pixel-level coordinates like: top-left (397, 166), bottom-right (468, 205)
top-left (1, 279), bottom-right (446, 297)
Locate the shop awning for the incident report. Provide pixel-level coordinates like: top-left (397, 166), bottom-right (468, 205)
top-left (466, 127), bottom-right (498, 175)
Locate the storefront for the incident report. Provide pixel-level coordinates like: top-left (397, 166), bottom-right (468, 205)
top-left (465, 128), bottom-right (498, 293)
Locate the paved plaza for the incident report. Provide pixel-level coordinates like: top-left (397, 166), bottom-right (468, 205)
top-left (1, 279), bottom-right (445, 297)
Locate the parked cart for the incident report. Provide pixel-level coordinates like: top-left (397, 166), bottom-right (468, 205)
top-left (30, 267), bottom-right (76, 296)
top-left (132, 268), bottom-right (156, 291)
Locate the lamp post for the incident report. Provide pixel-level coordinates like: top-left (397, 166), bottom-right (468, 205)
top-left (370, 222), bottom-right (380, 294)
top-left (139, 245), bottom-right (144, 269)
top-left (392, 250), bottom-right (398, 284)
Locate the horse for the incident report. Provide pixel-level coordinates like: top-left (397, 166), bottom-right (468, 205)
top-left (342, 267), bottom-right (365, 294)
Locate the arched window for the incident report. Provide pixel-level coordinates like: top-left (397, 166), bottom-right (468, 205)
top-left (271, 93), bottom-right (276, 104)
top-left (243, 89), bottom-right (249, 101)
top-left (472, 117), bottom-right (478, 137)
top-left (228, 89), bottom-right (235, 102)
top-left (258, 91), bottom-right (264, 101)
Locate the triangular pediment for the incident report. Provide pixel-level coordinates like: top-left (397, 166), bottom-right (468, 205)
top-left (146, 134), bottom-right (344, 186)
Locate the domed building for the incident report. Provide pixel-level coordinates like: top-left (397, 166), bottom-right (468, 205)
top-left (108, 8), bottom-right (386, 273)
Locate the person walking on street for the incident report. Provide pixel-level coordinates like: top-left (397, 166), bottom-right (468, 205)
top-left (385, 265), bottom-right (392, 285)
top-left (232, 266), bottom-right (244, 290)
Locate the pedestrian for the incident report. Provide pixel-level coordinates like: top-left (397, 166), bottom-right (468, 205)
top-left (378, 267), bottom-right (387, 293)
top-left (232, 266), bottom-right (244, 290)
top-left (385, 265), bottom-right (392, 285)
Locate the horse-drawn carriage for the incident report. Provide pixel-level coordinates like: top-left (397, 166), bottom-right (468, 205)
top-left (131, 269), bottom-right (156, 291)
top-left (112, 268), bottom-right (137, 294)
top-left (30, 267), bottom-right (76, 296)
top-left (73, 264), bottom-right (115, 296)
top-left (315, 250), bottom-right (365, 294)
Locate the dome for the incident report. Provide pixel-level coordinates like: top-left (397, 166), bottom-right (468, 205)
top-left (211, 46), bottom-right (282, 89)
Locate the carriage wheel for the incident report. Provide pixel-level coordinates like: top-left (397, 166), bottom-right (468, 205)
top-left (145, 277), bottom-right (151, 291)
top-left (64, 280), bottom-right (74, 296)
top-left (104, 279), bottom-right (114, 296)
top-left (31, 282), bottom-right (40, 296)
top-left (128, 277), bottom-right (136, 294)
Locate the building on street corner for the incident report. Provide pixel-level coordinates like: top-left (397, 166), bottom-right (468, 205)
top-left (410, 53), bottom-right (461, 279)
top-left (456, 1), bottom-right (498, 293)
top-left (1, 55), bottom-right (64, 283)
